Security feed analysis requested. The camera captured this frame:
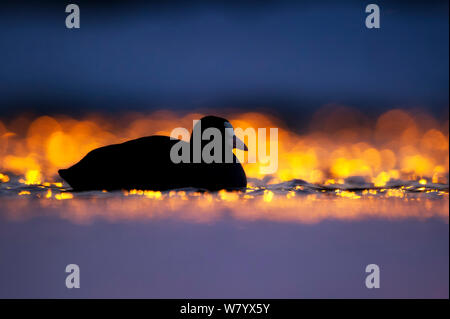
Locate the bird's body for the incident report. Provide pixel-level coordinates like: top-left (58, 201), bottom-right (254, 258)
top-left (58, 116), bottom-right (247, 191)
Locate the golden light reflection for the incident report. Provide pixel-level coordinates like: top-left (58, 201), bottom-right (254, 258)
top-left (54, 192), bottom-right (74, 200)
top-left (0, 173), bottom-right (9, 183)
top-left (0, 188), bottom-right (447, 225)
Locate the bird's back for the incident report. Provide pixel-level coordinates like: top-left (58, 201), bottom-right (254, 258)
top-left (59, 136), bottom-right (187, 191)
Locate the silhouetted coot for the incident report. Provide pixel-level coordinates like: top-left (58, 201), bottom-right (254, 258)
top-left (58, 116), bottom-right (248, 191)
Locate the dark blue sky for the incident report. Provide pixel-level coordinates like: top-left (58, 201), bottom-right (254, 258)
top-left (0, 0), bottom-right (448, 119)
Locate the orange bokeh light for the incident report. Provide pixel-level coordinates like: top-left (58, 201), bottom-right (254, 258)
top-left (0, 108), bottom-right (448, 187)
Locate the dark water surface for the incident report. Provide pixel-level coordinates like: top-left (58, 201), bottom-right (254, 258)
top-left (0, 178), bottom-right (448, 298)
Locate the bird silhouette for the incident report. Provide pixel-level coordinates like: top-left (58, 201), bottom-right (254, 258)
top-left (58, 116), bottom-right (248, 191)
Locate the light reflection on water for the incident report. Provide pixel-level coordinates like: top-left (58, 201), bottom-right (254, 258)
top-left (1, 177), bottom-right (448, 225)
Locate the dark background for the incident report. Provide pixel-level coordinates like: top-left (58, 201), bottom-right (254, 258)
top-left (0, 0), bottom-right (448, 126)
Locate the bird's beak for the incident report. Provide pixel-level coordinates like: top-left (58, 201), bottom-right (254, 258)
top-left (233, 135), bottom-right (248, 151)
